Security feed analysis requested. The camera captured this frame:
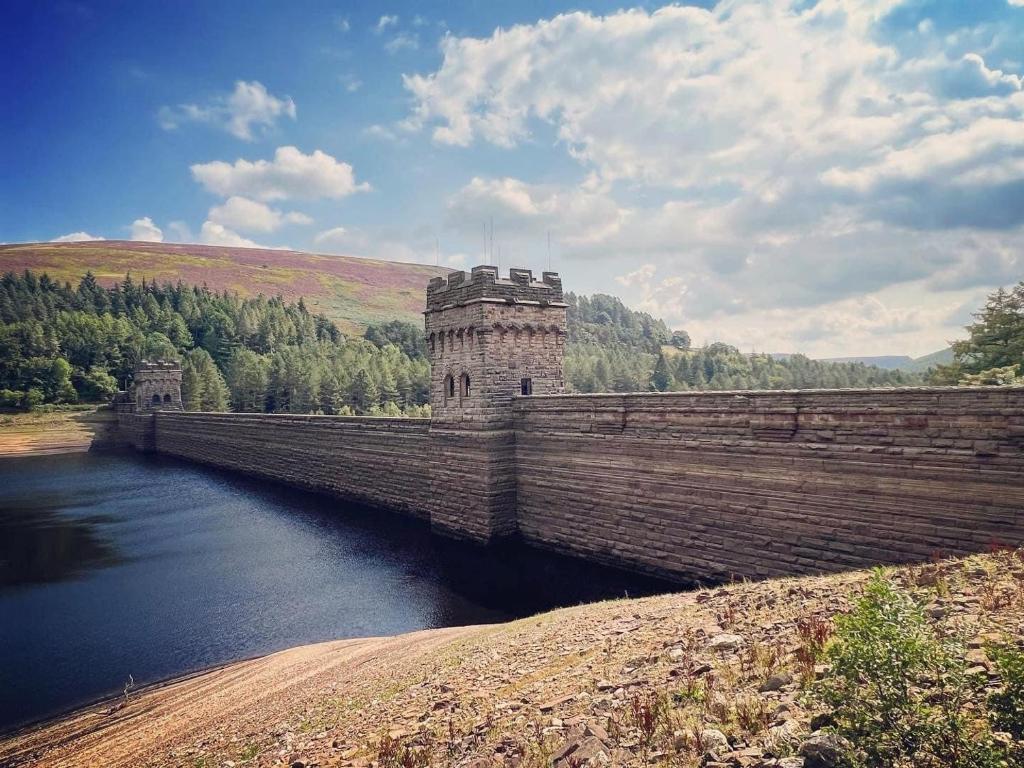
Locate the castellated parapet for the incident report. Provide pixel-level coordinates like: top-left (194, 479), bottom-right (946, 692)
top-left (425, 266), bottom-right (567, 428)
top-left (131, 359), bottom-right (183, 412)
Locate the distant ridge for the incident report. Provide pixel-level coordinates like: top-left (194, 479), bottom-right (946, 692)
top-left (820, 355), bottom-right (913, 369)
top-left (0, 240), bottom-right (450, 334)
top-left (770, 349), bottom-right (955, 373)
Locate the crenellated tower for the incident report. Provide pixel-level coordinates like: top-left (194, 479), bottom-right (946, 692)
top-left (424, 266), bottom-right (567, 428)
top-left (424, 266), bottom-right (567, 541)
top-left (131, 360), bottom-right (183, 412)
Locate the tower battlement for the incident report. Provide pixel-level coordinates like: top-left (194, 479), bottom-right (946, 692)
top-left (424, 266), bottom-right (567, 428)
top-left (131, 359), bottom-right (183, 411)
top-left (134, 360), bottom-right (183, 375)
top-left (426, 266), bottom-right (565, 312)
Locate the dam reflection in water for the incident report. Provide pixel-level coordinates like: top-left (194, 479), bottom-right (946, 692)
top-left (0, 451), bottom-right (670, 733)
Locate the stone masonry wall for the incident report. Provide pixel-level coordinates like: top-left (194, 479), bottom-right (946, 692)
top-left (513, 387), bottom-right (1024, 583)
top-left (152, 412), bottom-right (435, 520)
top-left (116, 410), bottom-right (517, 542)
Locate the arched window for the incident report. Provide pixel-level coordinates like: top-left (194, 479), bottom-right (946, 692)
top-left (445, 375), bottom-right (455, 401)
top-left (163, 393), bottom-right (172, 403)
top-left (151, 393), bottom-right (161, 405)
top-left (460, 373), bottom-right (471, 399)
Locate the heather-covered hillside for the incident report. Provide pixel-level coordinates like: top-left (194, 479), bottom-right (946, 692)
top-left (0, 241), bottom-right (448, 334)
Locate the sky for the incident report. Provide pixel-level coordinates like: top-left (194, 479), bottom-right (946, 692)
top-left (2, 0), bottom-right (1023, 358)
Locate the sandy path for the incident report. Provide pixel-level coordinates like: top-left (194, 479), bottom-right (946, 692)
top-left (0, 626), bottom-right (482, 768)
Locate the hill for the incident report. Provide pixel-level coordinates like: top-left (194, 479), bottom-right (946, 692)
top-left (819, 355), bottom-right (913, 369)
top-left (905, 346), bottom-right (955, 373)
top-left (0, 241), bottom-right (449, 334)
top-left (3, 550), bottom-right (1021, 767)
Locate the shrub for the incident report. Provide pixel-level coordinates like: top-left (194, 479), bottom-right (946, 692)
top-left (0, 389), bottom-right (23, 408)
top-left (989, 644), bottom-right (1024, 739)
top-left (24, 388), bottom-right (44, 410)
top-left (815, 572), bottom-right (1007, 768)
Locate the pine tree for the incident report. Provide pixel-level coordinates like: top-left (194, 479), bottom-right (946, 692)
top-left (349, 368), bottom-right (379, 414)
top-left (652, 354), bottom-right (674, 391)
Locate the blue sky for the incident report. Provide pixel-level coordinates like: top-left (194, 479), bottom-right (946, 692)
top-left (2, 0), bottom-right (1023, 357)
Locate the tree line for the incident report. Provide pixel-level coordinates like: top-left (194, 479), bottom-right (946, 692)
top-left (566, 342), bottom-right (922, 393)
top-left (0, 271), bottom-right (429, 415)
top-left (5, 270), bottom-right (1015, 414)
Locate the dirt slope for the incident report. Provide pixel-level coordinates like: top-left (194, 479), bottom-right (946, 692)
top-left (2, 553), bottom-right (1021, 768)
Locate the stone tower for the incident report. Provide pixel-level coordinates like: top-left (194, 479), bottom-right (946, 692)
top-left (424, 266), bottom-right (567, 541)
top-left (131, 360), bottom-right (183, 412)
top-left (424, 265), bottom-right (567, 427)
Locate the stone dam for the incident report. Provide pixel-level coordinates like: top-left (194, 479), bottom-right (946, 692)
top-left (112, 266), bottom-right (1024, 584)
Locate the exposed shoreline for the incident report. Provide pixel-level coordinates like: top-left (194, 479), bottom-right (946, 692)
top-left (3, 552), bottom-right (1020, 768)
top-left (0, 408), bottom-right (115, 458)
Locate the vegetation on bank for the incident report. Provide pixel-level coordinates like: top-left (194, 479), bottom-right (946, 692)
top-left (357, 555), bottom-right (1024, 768)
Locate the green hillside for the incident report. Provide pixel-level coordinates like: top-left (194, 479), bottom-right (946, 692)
top-left (906, 347), bottom-right (955, 373)
top-left (0, 241), bottom-right (449, 335)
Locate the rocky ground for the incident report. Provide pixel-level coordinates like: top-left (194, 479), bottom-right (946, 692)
top-left (2, 551), bottom-right (1022, 768)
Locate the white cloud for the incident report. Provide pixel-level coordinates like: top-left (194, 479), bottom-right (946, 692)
top-left (339, 73), bottom-right (362, 92)
top-left (207, 196), bottom-right (312, 233)
top-left (130, 216), bottom-right (163, 242)
top-left (412, 2), bottom-right (1024, 356)
top-left (159, 80), bottom-right (296, 141)
top-left (52, 231), bottom-right (104, 242)
top-left (166, 221), bottom-right (193, 242)
top-left (385, 32), bottom-right (419, 54)
top-left (445, 176), bottom-right (628, 247)
top-left (199, 221), bottom-right (264, 248)
top-left (191, 146), bottom-right (369, 202)
top-left (313, 225), bottom-right (462, 266)
top-left (312, 226), bottom-right (351, 250)
top-left (336, 16), bottom-right (350, 32)
top-left (376, 14), bottom-right (398, 32)
top-left (616, 264), bottom-right (656, 288)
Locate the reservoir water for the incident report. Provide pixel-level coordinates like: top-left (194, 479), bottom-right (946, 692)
top-left (0, 451), bottom-right (669, 733)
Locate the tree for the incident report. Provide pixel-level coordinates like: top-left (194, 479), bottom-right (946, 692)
top-left (652, 354), bottom-right (674, 392)
top-left (349, 368), bottom-right (379, 414)
top-left (224, 348), bottom-right (269, 412)
top-left (181, 348), bottom-right (229, 412)
top-left (669, 330), bottom-right (691, 349)
top-left (931, 282), bottom-right (1024, 385)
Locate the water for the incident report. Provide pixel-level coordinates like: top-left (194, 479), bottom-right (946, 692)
top-left (0, 451), bottom-right (670, 733)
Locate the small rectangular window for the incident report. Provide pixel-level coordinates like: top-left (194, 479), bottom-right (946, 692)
top-left (520, 378), bottom-right (533, 396)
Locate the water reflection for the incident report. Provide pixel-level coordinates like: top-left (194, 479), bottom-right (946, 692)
top-left (0, 501), bottom-right (122, 588)
top-left (0, 451), bottom-right (674, 733)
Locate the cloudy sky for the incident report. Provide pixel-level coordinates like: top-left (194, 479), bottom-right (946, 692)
top-left (3, 1), bottom-right (1023, 357)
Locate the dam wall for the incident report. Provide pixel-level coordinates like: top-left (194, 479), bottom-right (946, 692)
top-left (513, 387), bottom-right (1024, 582)
top-left (112, 268), bottom-right (1024, 584)
top-left (116, 411), bottom-right (515, 541)
top-left (150, 412), bottom-right (435, 519)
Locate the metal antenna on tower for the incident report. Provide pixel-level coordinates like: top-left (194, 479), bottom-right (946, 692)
top-left (547, 229), bottom-right (551, 272)
top-left (489, 216), bottom-right (494, 265)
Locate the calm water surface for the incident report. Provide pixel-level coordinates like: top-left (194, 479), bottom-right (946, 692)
top-left (0, 451), bottom-right (669, 732)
